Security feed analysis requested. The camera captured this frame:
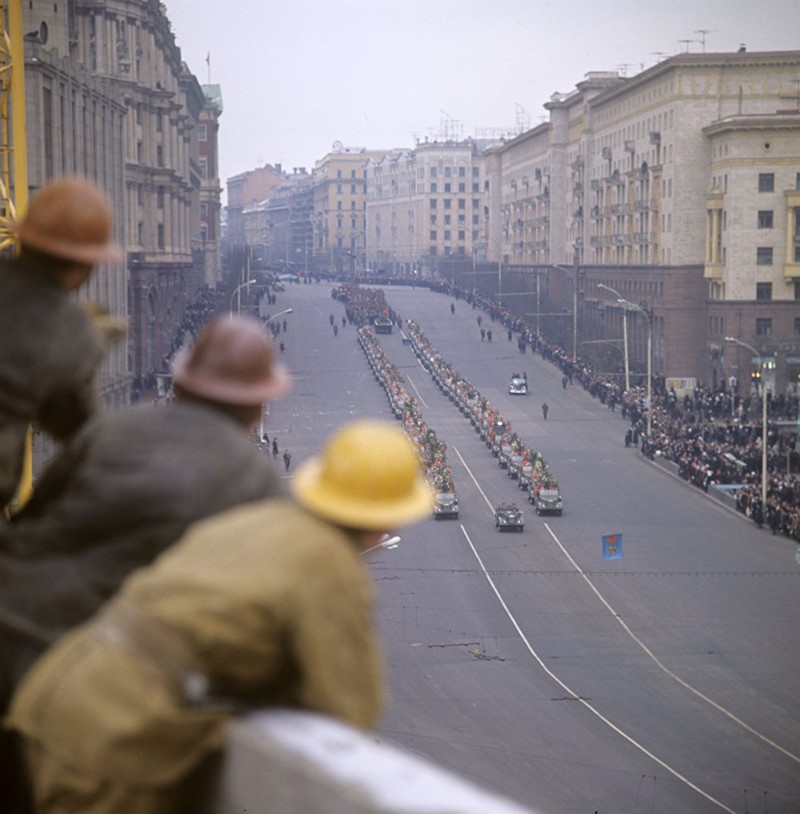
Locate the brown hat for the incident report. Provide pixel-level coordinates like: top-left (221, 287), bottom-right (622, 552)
top-left (172, 315), bottom-right (292, 405)
top-left (16, 176), bottom-right (124, 264)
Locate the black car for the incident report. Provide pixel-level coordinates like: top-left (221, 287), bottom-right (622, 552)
top-left (495, 503), bottom-right (524, 532)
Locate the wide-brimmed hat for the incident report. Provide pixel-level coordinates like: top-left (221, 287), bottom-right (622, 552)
top-left (292, 420), bottom-right (433, 530)
top-left (16, 176), bottom-right (124, 264)
top-left (172, 315), bottom-right (291, 405)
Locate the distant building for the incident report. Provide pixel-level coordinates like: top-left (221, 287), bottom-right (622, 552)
top-left (365, 140), bottom-right (489, 278)
top-left (198, 84), bottom-right (224, 287)
top-left (312, 147), bottom-right (388, 275)
top-left (481, 50), bottom-right (800, 392)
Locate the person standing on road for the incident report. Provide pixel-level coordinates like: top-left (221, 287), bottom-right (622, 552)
top-left (6, 420), bottom-right (433, 814)
top-left (283, 449), bottom-right (292, 472)
top-left (541, 402), bottom-right (549, 420)
top-left (0, 176), bottom-right (124, 514)
top-left (272, 438), bottom-right (279, 459)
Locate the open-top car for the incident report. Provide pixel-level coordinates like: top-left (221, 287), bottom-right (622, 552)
top-left (531, 488), bottom-right (563, 516)
top-left (433, 492), bottom-right (459, 520)
top-left (509, 374), bottom-right (528, 395)
top-left (495, 503), bottom-right (524, 532)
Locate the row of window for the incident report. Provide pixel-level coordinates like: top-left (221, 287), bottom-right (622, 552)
top-left (711, 316), bottom-right (800, 338)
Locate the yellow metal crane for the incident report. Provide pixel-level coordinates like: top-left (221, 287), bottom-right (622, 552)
top-left (1, 0), bottom-right (32, 509)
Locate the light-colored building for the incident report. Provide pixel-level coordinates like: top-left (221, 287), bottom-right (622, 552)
top-left (226, 163), bottom-right (286, 259)
top-left (365, 139), bottom-right (488, 278)
top-left (481, 50), bottom-right (800, 391)
top-left (22, 0), bottom-right (221, 388)
top-left (198, 84), bottom-right (224, 287)
top-left (21, 1), bottom-right (129, 406)
top-left (312, 146), bottom-right (387, 275)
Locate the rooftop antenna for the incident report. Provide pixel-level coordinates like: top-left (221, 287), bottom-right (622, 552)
top-left (678, 39), bottom-right (695, 53)
top-left (694, 29), bottom-right (714, 52)
top-left (515, 103), bottom-right (531, 135)
top-left (652, 51), bottom-right (669, 63)
top-left (618, 63), bottom-right (634, 77)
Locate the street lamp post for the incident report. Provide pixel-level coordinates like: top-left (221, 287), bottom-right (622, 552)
top-left (553, 264), bottom-right (579, 361)
top-left (598, 284), bottom-right (630, 392)
top-left (230, 279), bottom-right (257, 317)
top-left (597, 285), bottom-right (652, 438)
top-left (725, 336), bottom-right (768, 508)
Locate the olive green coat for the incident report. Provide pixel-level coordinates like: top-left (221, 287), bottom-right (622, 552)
top-left (7, 499), bottom-right (384, 787)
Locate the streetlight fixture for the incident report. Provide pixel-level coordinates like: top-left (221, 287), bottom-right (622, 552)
top-left (597, 285), bottom-right (652, 438)
top-left (725, 336), bottom-right (768, 508)
top-left (229, 279), bottom-right (257, 317)
top-left (597, 284), bottom-right (630, 392)
top-left (264, 307), bottom-right (293, 325)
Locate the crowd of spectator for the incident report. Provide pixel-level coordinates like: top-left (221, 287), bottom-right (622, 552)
top-left (349, 274), bottom-right (800, 542)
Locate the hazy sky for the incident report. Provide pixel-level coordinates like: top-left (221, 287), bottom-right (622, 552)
top-left (163, 0), bottom-right (799, 202)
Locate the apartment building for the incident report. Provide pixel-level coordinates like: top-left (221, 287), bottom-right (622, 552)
top-left (198, 84), bottom-right (223, 287)
top-left (242, 169), bottom-right (313, 271)
top-left (313, 147), bottom-right (387, 275)
top-left (21, 0), bottom-right (221, 388)
top-left (482, 50), bottom-right (800, 392)
top-left (20, 1), bottom-right (128, 405)
top-left (365, 139), bottom-right (487, 277)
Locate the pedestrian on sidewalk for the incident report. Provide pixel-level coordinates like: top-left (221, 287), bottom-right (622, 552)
top-left (283, 450), bottom-right (292, 472)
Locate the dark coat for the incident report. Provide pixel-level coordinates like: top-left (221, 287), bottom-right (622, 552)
top-left (0, 257), bottom-right (105, 507)
top-left (0, 401), bottom-right (283, 708)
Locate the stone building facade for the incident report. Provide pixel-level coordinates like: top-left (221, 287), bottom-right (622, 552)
top-left (365, 140), bottom-right (488, 278)
top-left (312, 147), bottom-right (387, 276)
top-left (21, 0), bottom-right (222, 389)
top-left (479, 50), bottom-right (800, 392)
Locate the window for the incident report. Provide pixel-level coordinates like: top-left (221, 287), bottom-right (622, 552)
top-left (197, 123), bottom-right (206, 140)
top-left (430, 167), bottom-right (437, 178)
top-left (458, 230), bottom-right (465, 241)
top-left (444, 167), bottom-right (451, 178)
top-left (430, 199), bottom-right (437, 209)
top-left (756, 247), bottom-right (773, 265)
top-left (756, 282), bottom-right (772, 301)
top-left (350, 184), bottom-right (356, 194)
top-left (430, 231), bottom-right (437, 241)
top-left (443, 230), bottom-right (451, 241)
top-left (337, 184), bottom-right (342, 194)
top-left (444, 199), bottom-right (451, 210)
top-left (157, 224), bottom-right (165, 250)
top-left (444, 183), bottom-right (451, 193)
top-left (156, 186), bottom-right (164, 209)
top-left (156, 145), bottom-right (163, 167)
top-left (795, 317), bottom-right (800, 336)
top-left (458, 183), bottom-right (466, 193)
top-left (758, 173), bottom-right (774, 192)
top-left (444, 215), bottom-right (451, 225)
top-left (350, 170), bottom-right (356, 178)
top-left (336, 170), bottom-right (342, 178)
top-left (472, 183), bottom-right (480, 193)
top-left (156, 110), bottom-right (163, 132)
top-left (757, 210), bottom-right (773, 228)
top-left (430, 215), bottom-right (437, 225)
top-left (430, 183), bottom-right (437, 193)
top-left (756, 318), bottom-right (772, 336)
top-left (458, 199), bottom-right (466, 210)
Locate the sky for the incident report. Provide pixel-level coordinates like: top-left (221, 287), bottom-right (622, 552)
top-left (163, 0), bottom-right (799, 204)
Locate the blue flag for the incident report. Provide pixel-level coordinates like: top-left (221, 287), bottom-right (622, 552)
top-left (602, 533), bottom-right (623, 560)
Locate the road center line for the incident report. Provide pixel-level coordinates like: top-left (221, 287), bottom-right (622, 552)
top-left (405, 374), bottom-right (428, 409)
top-left (459, 524), bottom-right (736, 812)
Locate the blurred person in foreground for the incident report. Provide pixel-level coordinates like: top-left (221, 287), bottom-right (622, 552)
top-left (0, 315), bottom-right (291, 716)
top-left (0, 176), bottom-right (123, 513)
top-left (5, 419), bottom-right (433, 814)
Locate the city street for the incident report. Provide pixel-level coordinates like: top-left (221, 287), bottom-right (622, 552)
top-left (264, 280), bottom-right (800, 814)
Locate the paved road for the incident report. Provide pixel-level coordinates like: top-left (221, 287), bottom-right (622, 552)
top-left (265, 281), bottom-right (800, 814)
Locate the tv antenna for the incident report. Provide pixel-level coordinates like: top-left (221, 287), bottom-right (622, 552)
top-left (694, 29), bottom-right (714, 52)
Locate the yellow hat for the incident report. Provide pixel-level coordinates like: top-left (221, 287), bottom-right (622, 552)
top-left (292, 420), bottom-right (433, 530)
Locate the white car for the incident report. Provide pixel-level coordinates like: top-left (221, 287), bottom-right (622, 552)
top-left (509, 375), bottom-right (528, 395)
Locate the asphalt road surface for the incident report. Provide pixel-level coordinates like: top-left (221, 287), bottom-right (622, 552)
top-left (264, 280), bottom-right (800, 814)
